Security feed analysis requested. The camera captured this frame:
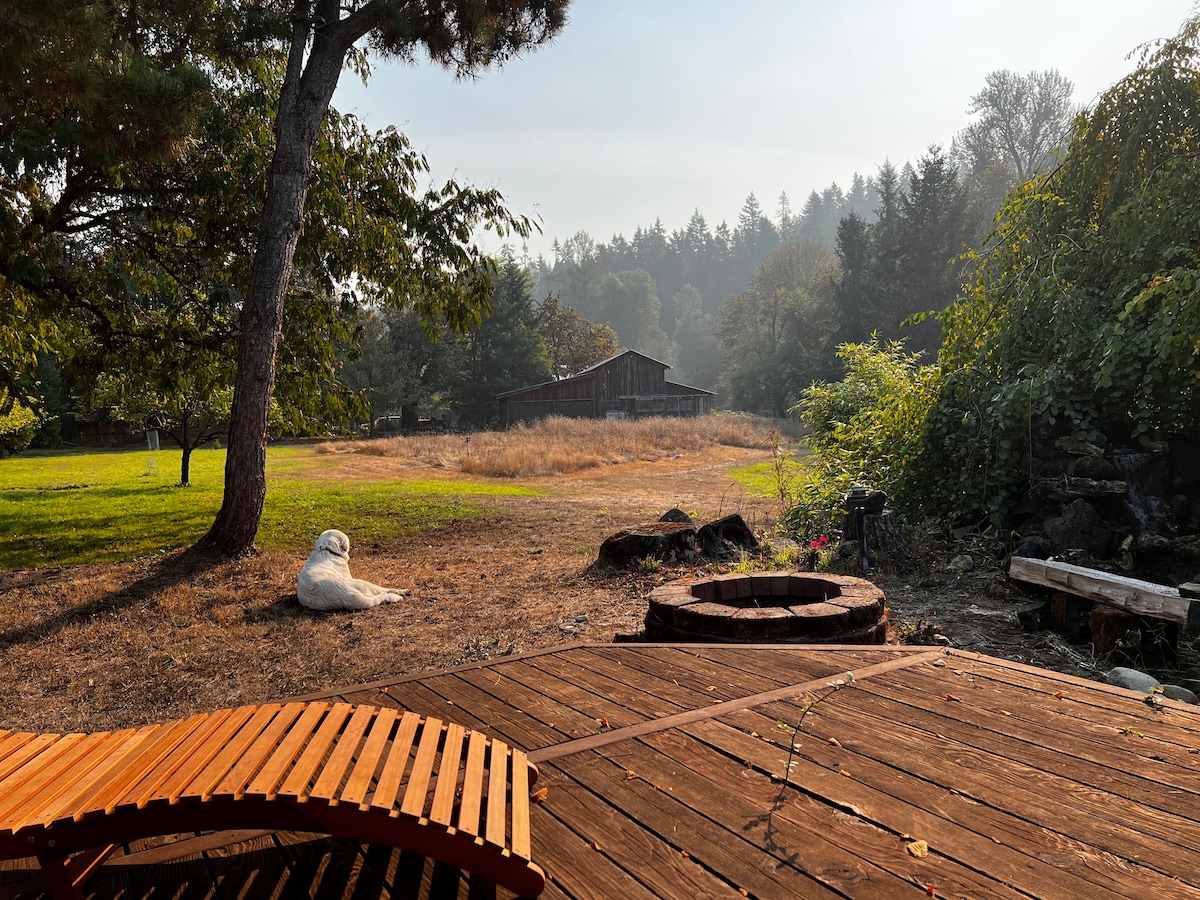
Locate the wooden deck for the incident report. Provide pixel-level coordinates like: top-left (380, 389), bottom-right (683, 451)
top-left (3, 643), bottom-right (1200, 899)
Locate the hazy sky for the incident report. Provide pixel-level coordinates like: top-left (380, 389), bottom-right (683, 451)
top-left (334, 1), bottom-right (1194, 259)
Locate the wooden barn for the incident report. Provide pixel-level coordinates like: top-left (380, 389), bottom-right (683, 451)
top-left (497, 350), bottom-right (714, 427)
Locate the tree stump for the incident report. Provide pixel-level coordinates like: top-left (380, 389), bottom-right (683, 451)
top-left (842, 510), bottom-right (918, 572)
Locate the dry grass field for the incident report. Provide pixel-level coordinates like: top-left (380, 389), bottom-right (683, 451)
top-left (0, 417), bottom-right (785, 734)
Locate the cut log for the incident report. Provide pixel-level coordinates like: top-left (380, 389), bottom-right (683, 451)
top-left (1009, 557), bottom-right (1200, 627)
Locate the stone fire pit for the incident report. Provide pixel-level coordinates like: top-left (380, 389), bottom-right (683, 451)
top-left (646, 572), bottom-right (888, 644)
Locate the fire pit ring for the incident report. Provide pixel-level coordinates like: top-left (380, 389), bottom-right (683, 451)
top-left (645, 572), bottom-right (888, 643)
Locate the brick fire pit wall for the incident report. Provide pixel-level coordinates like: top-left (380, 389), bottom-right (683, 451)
top-left (645, 572), bottom-right (888, 643)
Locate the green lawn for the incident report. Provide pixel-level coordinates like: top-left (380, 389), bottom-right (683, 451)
top-left (728, 452), bottom-right (810, 499)
top-left (0, 446), bottom-right (540, 569)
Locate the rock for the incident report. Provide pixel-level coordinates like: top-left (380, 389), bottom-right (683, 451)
top-left (695, 514), bottom-right (759, 560)
top-left (1044, 499), bottom-right (1116, 559)
top-left (597, 522), bottom-right (696, 568)
top-left (1160, 684), bottom-right (1199, 704)
top-left (1104, 666), bottom-right (1161, 694)
top-left (947, 554), bottom-right (974, 575)
top-left (1014, 536), bottom-right (1053, 558)
top-left (1055, 436), bottom-right (1105, 457)
top-left (1173, 536), bottom-right (1200, 561)
top-left (659, 507), bottom-right (694, 525)
top-left (1047, 477), bottom-right (1128, 499)
top-left (1072, 455), bottom-right (1119, 480)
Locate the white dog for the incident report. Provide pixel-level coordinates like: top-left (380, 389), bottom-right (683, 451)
top-left (297, 529), bottom-right (410, 611)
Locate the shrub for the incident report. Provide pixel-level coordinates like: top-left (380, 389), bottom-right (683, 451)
top-left (782, 339), bottom-right (937, 535)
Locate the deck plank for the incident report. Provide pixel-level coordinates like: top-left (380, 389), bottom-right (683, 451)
top-left (780, 690), bottom-right (1200, 870)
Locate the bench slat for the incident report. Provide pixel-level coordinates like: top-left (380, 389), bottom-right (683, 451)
top-left (485, 740), bottom-right (509, 849)
top-left (429, 721), bottom-right (466, 827)
top-left (0, 734), bottom-right (62, 785)
top-left (400, 717), bottom-right (443, 819)
top-left (457, 729), bottom-right (487, 838)
top-left (339, 707), bottom-right (398, 807)
top-left (369, 711), bottom-right (421, 813)
top-left (310, 704), bottom-right (375, 802)
top-left (510, 747), bottom-right (532, 860)
top-left (97, 715), bottom-right (212, 813)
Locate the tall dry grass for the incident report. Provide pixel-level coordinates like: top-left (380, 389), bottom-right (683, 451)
top-left (317, 414), bottom-right (790, 477)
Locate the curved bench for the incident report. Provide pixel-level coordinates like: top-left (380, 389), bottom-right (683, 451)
top-left (0, 702), bottom-right (544, 899)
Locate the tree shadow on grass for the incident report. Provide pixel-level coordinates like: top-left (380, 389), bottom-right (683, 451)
top-left (0, 546), bottom-right (230, 649)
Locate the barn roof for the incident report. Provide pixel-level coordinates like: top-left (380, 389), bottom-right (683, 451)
top-left (496, 349), bottom-right (714, 400)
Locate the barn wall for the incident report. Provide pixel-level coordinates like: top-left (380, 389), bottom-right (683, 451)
top-left (594, 355), bottom-right (667, 405)
top-left (504, 398), bottom-right (595, 425)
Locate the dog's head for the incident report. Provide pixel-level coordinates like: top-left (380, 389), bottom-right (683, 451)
top-left (313, 529), bottom-right (351, 559)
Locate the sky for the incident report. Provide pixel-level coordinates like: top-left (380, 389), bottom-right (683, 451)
top-left (333, 1), bottom-right (1196, 260)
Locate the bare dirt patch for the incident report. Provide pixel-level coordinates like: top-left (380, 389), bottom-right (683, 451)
top-left (0, 446), bottom-right (778, 733)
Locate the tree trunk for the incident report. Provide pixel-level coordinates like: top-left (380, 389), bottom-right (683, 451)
top-left (180, 414), bottom-right (191, 486)
top-left (197, 8), bottom-right (354, 553)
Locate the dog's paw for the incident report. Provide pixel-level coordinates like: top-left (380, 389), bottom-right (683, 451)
top-left (385, 589), bottom-right (411, 603)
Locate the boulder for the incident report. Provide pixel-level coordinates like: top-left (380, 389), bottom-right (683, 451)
top-left (597, 522), bottom-right (696, 568)
top-left (1044, 499), bottom-right (1115, 559)
top-left (1160, 684), bottom-right (1199, 705)
top-left (1104, 666), bottom-right (1161, 694)
top-left (1072, 455), bottom-right (1119, 480)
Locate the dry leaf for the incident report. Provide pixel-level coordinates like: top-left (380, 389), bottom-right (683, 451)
top-left (1054, 691), bottom-right (1064, 699)
top-left (945, 694), bottom-right (961, 702)
top-left (932, 659), bottom-right (946, 667)
top-left (999, 710), bottom-right (1012, 716)
top-left (828, 737), bottom-right (841, 747)
top-left (681, 851), bottom-right (690, 859)
top-left (592, 841), bottom-right (602, 851)
top-left (624, 770), bottom-right (638, 780)
top-left (739, 890), bottom-right (749, 897)
top-left (531, 787), bottom-right (549, 804)
top-left (906, 839), bottom-right (929, 858)
top-left (707, 685), bottom-right (717, 691)
top-left (839, 769), bottom-right (851, 777)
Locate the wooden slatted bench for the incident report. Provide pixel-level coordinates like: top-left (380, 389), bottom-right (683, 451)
top-left (0, 702), bottom-right (544, 899)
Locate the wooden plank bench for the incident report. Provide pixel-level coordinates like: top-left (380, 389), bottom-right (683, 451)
top-left (1009, 557), bottom-right (1200, 626)
top-left (0, 702), bottom-right (544, 899)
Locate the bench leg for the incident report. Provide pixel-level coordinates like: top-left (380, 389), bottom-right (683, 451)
top-left (37, 844), bottom-right (118, 900)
